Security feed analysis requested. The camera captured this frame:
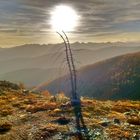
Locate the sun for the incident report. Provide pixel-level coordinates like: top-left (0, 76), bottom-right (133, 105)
top-left (50, 5), bottom-right (79, 32)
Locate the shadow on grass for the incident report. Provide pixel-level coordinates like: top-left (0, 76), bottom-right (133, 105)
top-left (71, 98), bottom-right (90, 140)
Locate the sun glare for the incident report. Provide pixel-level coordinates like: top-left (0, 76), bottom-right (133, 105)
top-left (50, 5), bottom-right (79, 32)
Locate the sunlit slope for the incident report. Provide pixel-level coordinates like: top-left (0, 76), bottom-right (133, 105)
top-left (44, 52), bottom-right (140, 100)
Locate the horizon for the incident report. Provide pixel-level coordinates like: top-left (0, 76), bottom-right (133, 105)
top-left (1, 41), bottom-right (140, 48)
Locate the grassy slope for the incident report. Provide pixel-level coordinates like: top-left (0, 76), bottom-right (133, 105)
top-left (0, 83), bottom-right (140, 139)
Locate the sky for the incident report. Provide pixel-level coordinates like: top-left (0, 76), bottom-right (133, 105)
top-left (0, 0), bottom-right (140, 47)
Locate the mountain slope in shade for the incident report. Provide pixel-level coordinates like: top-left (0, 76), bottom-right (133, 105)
top-left (42, 52), bottom-right (140, 100)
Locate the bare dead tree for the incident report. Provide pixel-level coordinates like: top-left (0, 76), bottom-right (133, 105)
top-left (62, 31), bottom-right (77, 99)
top-left (57, 32), bottom-right (75, 98)
top-left (57, 31), bottom-right (88, 139)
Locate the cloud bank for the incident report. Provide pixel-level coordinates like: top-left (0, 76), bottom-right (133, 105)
top-left (0, 0), bottom-right (140, 47)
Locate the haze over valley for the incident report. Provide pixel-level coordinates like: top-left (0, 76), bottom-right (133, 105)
top-left (0, 42), bottom-right (140, 87)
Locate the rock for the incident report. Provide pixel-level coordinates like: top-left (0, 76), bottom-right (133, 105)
top-left (100, 118), bottom-right (111, 127)
top-left (55, 117), bottom-right (71, 125)
top-left (100, 121), bottom-right (110, 127)
top-left (60, 102), bottom-right (71, 109)
top-left (114, 118), bottom-right (120, 124)
top-left (0, 122), bottom-right (12, 134)
top-left (50, 96), bottom-right (57, 102)
top-left (133, 133), bottom-right (140, 140)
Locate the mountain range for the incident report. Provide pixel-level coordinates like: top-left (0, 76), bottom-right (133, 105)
top-left (0, 42), bottom-right (140, 87)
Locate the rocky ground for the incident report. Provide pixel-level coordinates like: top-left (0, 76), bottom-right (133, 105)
top-left (0, 82), bottom-right (140, 140)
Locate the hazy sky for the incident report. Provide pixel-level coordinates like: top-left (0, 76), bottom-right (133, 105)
top-left (0, 0), bottom-right (140, 47)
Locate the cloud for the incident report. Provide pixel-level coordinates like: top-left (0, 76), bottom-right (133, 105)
top-left (0, 0), bottom-right (140, 46)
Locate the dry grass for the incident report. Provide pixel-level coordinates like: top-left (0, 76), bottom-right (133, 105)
top-left (0, 89), bottom-right (140, 140)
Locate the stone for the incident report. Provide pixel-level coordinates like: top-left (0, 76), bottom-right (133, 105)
top-left (56, 117), bottom-right (70, 125)
top-left (0, 122), bottom-right (12, 134)
top-left (100, 121), bottom-right (110, 127)
top-left (114, 118), bottom-right (120, 124)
